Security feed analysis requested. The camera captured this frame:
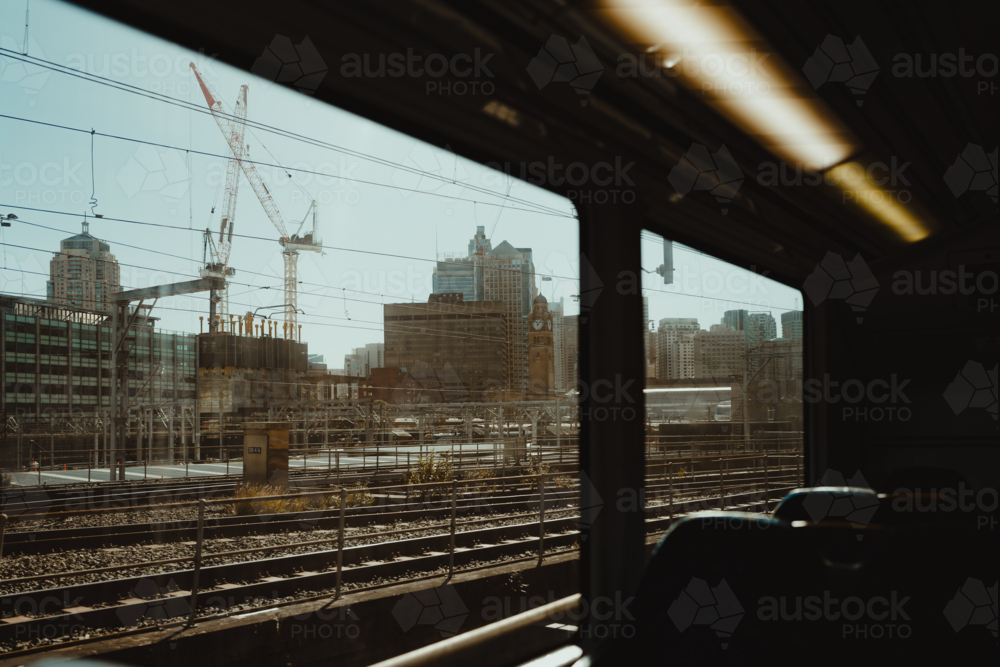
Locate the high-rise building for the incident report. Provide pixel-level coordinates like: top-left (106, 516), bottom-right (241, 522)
top-left (432, 225), bottom-right (494, 301)
top-left (47, 220), bottom-right (120, 313)
top-left (781, 310), bottom-right (804, 340)
top-left (756, 338), bottom-right (804, 382)
top-left (549, 297), bottom-right (567, 391)
top-left (343, 343), bottom-right (384, 377)
top-left (647, 329), bottom-right (659, 379)
top-left (563, 315), bottom-right (579, 393)
top-left (479, 241), bottom-right (535, 392)
top-left (468, 225), bottom-right (492, 257)
top-left (656, 318), bottom-right (699, 379)
top-left (693, 324), bottom-right (745, 379)
top-left (642, 297), bottom-right (650, 374)
top-left (433, 227), bottom-right (536, 392)
top-left (432, 258), bottom-right (476, 301)
top-left (384, 293), bottom-right (508, 402)
top-left (747, 312), bottom-right (777, 345)
top-left (721, 309), bottom-right (748, 333)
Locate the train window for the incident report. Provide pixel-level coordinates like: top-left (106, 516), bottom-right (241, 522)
top-left (640, 230), bottom-right (804, 522)
top-left (0, 0), bottom-right (580, 660)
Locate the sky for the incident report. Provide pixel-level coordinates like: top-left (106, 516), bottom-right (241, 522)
top-left (1, 0), bottom-right (801, 364)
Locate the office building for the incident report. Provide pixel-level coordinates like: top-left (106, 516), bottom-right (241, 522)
top-left (343, 343), bottom-right (384, 377)
top-left (46, 219), bottom-right (121, 313)
top-left (549, 297), bottom-right (567, 391)
top-left (747, 312), bottom-right (778, 345)
top-left (721, 309), bottom-right (748, 334)
top-left (1, 294), bottom-right (195, 416)
top-left (563, 315), bottom-right (579, 393)
top-left (693, 324), bottom-right (745, 379)
top-left (479, 241), bottom-right (535, 392)
top-left (781, 310), bottom-right (804, 340)
top-left (384, 293), bottom-right (508, 402)
top-left (656, 318), bottom-right (700, 379)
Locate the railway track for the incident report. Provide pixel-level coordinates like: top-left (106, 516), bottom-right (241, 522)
top-left (2, 465), bottom-right (797, 555)
top-left (0, 486), bottom-right (791, 652)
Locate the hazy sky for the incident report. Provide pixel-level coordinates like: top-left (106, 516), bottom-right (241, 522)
top-left (1, 0), bottom-right (801, 364)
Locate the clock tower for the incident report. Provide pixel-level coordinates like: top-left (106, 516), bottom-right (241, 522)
top-left (528, 294), bottom-right (555, 396)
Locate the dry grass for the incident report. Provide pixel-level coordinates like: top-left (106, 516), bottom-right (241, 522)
top-left (332, 481), bottom-right (375, 509)
top-left (405, 453), bottom-right (454, 501)
top-left (521, 458), bottom-right (574, 490)
top-left (463, 467), bottom-right (499, 495)
top-left (227, 483), bottom-right (333, 516)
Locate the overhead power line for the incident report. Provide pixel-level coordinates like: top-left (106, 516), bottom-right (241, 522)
top-left (0, 49), bottom-right (571, 218)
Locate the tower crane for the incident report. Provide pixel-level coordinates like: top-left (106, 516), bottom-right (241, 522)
top-left (190, 63), bottom-right (323, 336)
top-left (200, 83), bottom-right (247, 330)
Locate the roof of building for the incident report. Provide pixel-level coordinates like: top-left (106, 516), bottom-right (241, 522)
top-left (487, 240), bottom-right (521, 257)
top-left (533, 294), bottom-right (547, 305)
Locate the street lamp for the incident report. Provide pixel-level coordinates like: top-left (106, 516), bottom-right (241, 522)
top-left (0, 213), bottom-right (17, 227)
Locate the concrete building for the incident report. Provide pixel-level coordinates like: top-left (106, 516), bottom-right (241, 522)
top-left (747, 312), bottom-right (778, 345)
top-left (343, 343), bottom-right (384, 378)
top-left (479, 241), bottom-right (535, 392)
top-left (693, 324), bottom-right (745, 379)
top-left (431, 225), bottom-right (494, 301)
top-left (1, 294), bottom-right (196, 417)
top-left (46, 220), bottom-right (121, 313)
top-left (527, 295), bottom-right (556, 395)
top-left (562, 315), bottom-right (579, 393)
top-left (647, 329), bottom-right (659, 379)
top-left (656, 318), bottom-right (699, 379)
top-left (642, 297), bottom-right (652, 377)
top-left (721, 309), bottom-right (748, 334)
top-left (549, 297), bottom-right (566, 391)
top-left (383, 293), bottom-right (508, 402)
top-left (781, 310), bottom-right (804, 340)
top-left (432, 257), bottom-right (476, 301)
top-left (746, 337), bottom-right (804, 424)
top-left (432, 227), bottom-right (537, 392)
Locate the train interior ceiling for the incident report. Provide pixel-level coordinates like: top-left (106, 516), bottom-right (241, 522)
top-left (11, 0), bottom-right (999, 665)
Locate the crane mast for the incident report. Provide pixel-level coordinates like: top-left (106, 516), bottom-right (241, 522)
top-left (199, 83), bottom-right (247, 329)
top-left (191, 63), bottom-right (321, 335)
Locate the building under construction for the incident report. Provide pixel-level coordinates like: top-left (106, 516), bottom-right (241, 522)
top-left (197, 328), bottom-right (309, 417)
